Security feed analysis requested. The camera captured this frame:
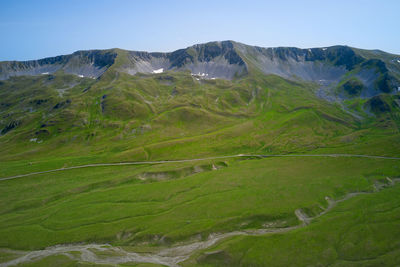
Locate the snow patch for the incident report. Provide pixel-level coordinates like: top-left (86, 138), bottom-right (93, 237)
top-left (29, 138), bottom-right (42, 143)
top-left (78, 75), bottom-right (84, 78)
top-left (322, 48), bottom-right (327, 51)
top-left (41, 72), bottom-right (49, 75)
top-left (152, 68), bottom-right (163, 74)
top-left (397, 60), bottom-right (400, 63)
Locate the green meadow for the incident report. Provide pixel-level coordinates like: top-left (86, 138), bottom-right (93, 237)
top-left (186, 183), bottom-right (400, 266)
top-left (1, 156), bottom-right (400, 265)
top-left (1, 56), bottom-right (400, 266)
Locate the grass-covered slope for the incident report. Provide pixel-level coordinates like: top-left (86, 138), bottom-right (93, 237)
top-left (0, 65), bottom-right (367, 164)
top-left (0, 42), bottom-right (400, 266)
top-left (0, 156), bottom-right (399, 250)
top-left (187, 182), bottom-right (400, 267)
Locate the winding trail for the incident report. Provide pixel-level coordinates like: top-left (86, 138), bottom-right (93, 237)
top-left (1, 179), bottom-right (399, 267)
top-left (1, 153), bottom-right (399, 182)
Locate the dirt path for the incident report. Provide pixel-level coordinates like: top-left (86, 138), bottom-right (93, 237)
top-left (1, 153), bottom-right (399, 182)
top-left (2, 180), bottom-right (398, 267)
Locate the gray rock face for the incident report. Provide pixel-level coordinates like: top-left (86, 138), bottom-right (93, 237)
top-left (184, 59), bottom-right (246, 80)
top-left (0, 50), bottom-right (117, 80)
top-left (355, 69), bottom-right (381, 98)
top-left (120, 41), bottom-right (247, 79)
top-left (249, 52), bottom-right (347, 82)
top-left (121, 52), bottom-right (171, 76)
top-left (0, 41), bottom-right (398, 98)
top-left (235, 43), bottom-right (361, 83)
top-left (235, 42), bottom-right (399, 98)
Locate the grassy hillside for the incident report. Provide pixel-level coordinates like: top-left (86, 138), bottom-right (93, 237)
top-left (187, 183), bottom-right (400, 266)
top-left (1, 45), bottom-right (400, 266)
top-left (1, 68), bottom-right (398, 164)
top-left (0, 156), bottom-right (399, 266)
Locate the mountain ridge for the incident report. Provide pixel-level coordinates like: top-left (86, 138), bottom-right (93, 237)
top-left (2, 40), bottom-right (399, 65)
top-left (1, 40), bottom-right (400, 160)
top-left (1, 41), bottom-right (399, 99)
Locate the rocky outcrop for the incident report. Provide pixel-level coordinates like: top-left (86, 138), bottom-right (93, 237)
top-left (1, 41), bottom-right (399, 96)
top-left (120, 41), bottom-right (247, 80)
top-left (0, 50), bottom-right (117, 80)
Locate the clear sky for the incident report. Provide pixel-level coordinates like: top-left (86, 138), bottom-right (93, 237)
top-left (0, 0), bottom-right (399, 61)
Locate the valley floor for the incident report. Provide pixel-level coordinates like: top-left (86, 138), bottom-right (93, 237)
top-left (2, 179), bottom-right (399, 267)
top-left (1, 154), bottom-right (400, 266)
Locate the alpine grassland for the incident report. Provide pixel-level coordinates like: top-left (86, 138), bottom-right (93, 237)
top-left (1, 41), bottom-right (400, 266)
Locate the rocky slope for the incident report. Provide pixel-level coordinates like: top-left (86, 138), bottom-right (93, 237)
top-left (1, 41), bottom-right (399, 97)
top-left (0, 50), bottom-right (117, 80)
top-left (0, 40), bottom-right (400, 162)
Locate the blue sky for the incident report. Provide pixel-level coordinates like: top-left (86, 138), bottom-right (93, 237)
top-left (0, 0), bottom-right (399, 61)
